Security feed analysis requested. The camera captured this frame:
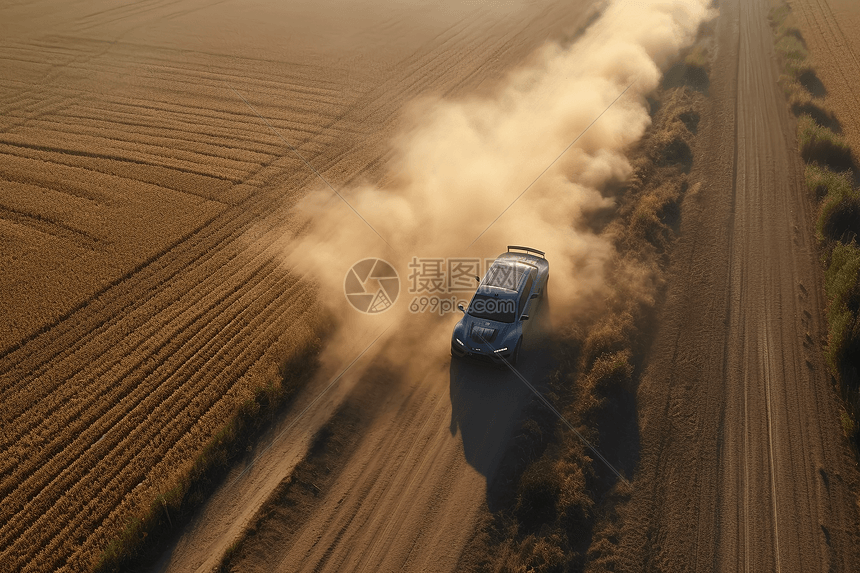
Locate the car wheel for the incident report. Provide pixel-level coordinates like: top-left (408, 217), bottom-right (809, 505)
top-left (511, 338), bottom-right (522, 367)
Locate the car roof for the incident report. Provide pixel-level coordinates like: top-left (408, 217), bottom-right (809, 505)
top-left (479, 260), bottom-right (534, 293)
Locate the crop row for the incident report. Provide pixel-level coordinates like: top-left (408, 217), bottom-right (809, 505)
top-left (0, 49), bottom-right (353, 571)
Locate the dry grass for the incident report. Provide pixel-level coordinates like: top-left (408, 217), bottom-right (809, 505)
top-left (684, 45), bottom-right (708, 70)
top-left (0, 46), bottom-right (338, 570)
top-left (769, 3), bottom-right (791, 28)
top-left (771, 2), bottom-right (860, 452)
top-left (824, 242), bottom-right (860, 369)
top-left (92, 332), bottom-right (327, 572)
top-left (805, 165), bottom-right (860, 243)
top-left (769, 4), bottom-right (808, 69)
top-left (2, 2), bottom-right (632, 570)
top-left (460, 73), bottom-right (706, 571)
top-left (797, 114), bottom-right (855, 172)
top-left (824, 242), bottom-right (860, 446)
top-left (770, 5), bottom-right (833, 117)
top-left (843, 410), bottom-right (858, 440)
top-left (782, 81), bottom-right (840, 131)
top-left (680, 45), bottom-right (710, 91)
top-left (775, 33), bottom-right (812, 76)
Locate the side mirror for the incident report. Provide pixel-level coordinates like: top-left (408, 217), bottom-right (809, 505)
top-left (520, 314), bottom-right (529, 321)
top-left (457, 304), bottom-right (466, 313)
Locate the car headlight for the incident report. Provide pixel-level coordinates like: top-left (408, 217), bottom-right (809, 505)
top-left (456, 338), bottom-right (464, 346)
top-left (493, 347), bottom-right (508, 353)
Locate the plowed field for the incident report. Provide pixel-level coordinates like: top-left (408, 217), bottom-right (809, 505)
top-left (0, 1), bottom-right (599, 570)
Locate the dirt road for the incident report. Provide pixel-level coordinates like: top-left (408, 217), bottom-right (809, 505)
top-left (169, 346), bottom-right (557, 573)
top-left (147, 0), bottom-right (601, 565)
top-left (617, 0), bottom-right (860, 570)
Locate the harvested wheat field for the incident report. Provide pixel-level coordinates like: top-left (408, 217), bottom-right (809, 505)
top-left (791, 0), bottom-right (860, 159)
top-left (0, 0), bottom-right (602, 570)
top-left (5, 0), bottom-right (860, 572)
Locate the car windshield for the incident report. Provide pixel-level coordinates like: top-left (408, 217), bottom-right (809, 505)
top-left (467, 294), bottom-right (517, 323)
top-left (484, 263), bottom-right (527, 291)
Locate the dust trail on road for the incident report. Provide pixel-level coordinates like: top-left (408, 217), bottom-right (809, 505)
top-left (283, 0), bottom-right (714, 372)
top-left (206, 2), bottom-right (715, 571)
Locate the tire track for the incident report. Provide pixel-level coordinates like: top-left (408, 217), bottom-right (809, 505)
top-left (616, 0), bottom-right (860, 571)
top-left (795, 0), bottom-right (860, 109)
top-left (0, 203), bottom-right (104, 251)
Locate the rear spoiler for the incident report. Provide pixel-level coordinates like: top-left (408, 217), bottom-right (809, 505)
top-left (507, 245), bottom-right (545, 258)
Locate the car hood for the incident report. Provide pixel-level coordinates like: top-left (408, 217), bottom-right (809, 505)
top-left (461, 315), bottom-right (516, 348)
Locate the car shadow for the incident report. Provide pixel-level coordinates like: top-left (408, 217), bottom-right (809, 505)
top-left (448, 293), bottom-right (557, 512)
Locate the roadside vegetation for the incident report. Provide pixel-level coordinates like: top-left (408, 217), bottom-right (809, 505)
top-left (458, 32), bottom-right (712, 573)
top-left (770, 3), bottom-right (860, 451)
top-left (92, 328), bottom-right (328, 573)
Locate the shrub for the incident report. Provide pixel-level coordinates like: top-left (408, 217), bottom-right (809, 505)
top-left (580, 312), bottom-right (635, 370)
top-left (824, 242), bottom-right (860, 374)
top-left (584, 350), bottom-right (634, 398)
top-left (554, 458), bottom-right (594, 537)
top-left (684, 45), bottom-right (708, 70)
top-left (516, 457), bottom-right (561, 532)
top-left (779, 75), bottom-right (804, 101)
top-left (775, 33), bottom-right (811, 76)
top-left (824, 242), bottom-right (860, 448)
top-left (789, 90), bottom-right (839, 130)
top-left (806, 163), bottom-right (845, 199)
top-left (805, 165), bottom-right (860, 243)
top-left (768, 4), bottom-right (791, 28)
top-left (822, 195), bottom-right (860, 244)
top-left (681, 46), bottom-right (710, 90)
top-left (843, 410), bottom-right (857, 439)
top-left (797, 115), bottom-right (855, 172)
top-left (775, 33), bottom-right (807, 61)
top-left (514, 534), bottom-right (568, 573)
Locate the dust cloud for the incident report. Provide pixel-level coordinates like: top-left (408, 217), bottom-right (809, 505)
top-left (282, 0), bottom-right (714, 374)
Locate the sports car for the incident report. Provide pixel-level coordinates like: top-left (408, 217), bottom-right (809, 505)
top-left (451, 246), bottom-right (549, 366)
